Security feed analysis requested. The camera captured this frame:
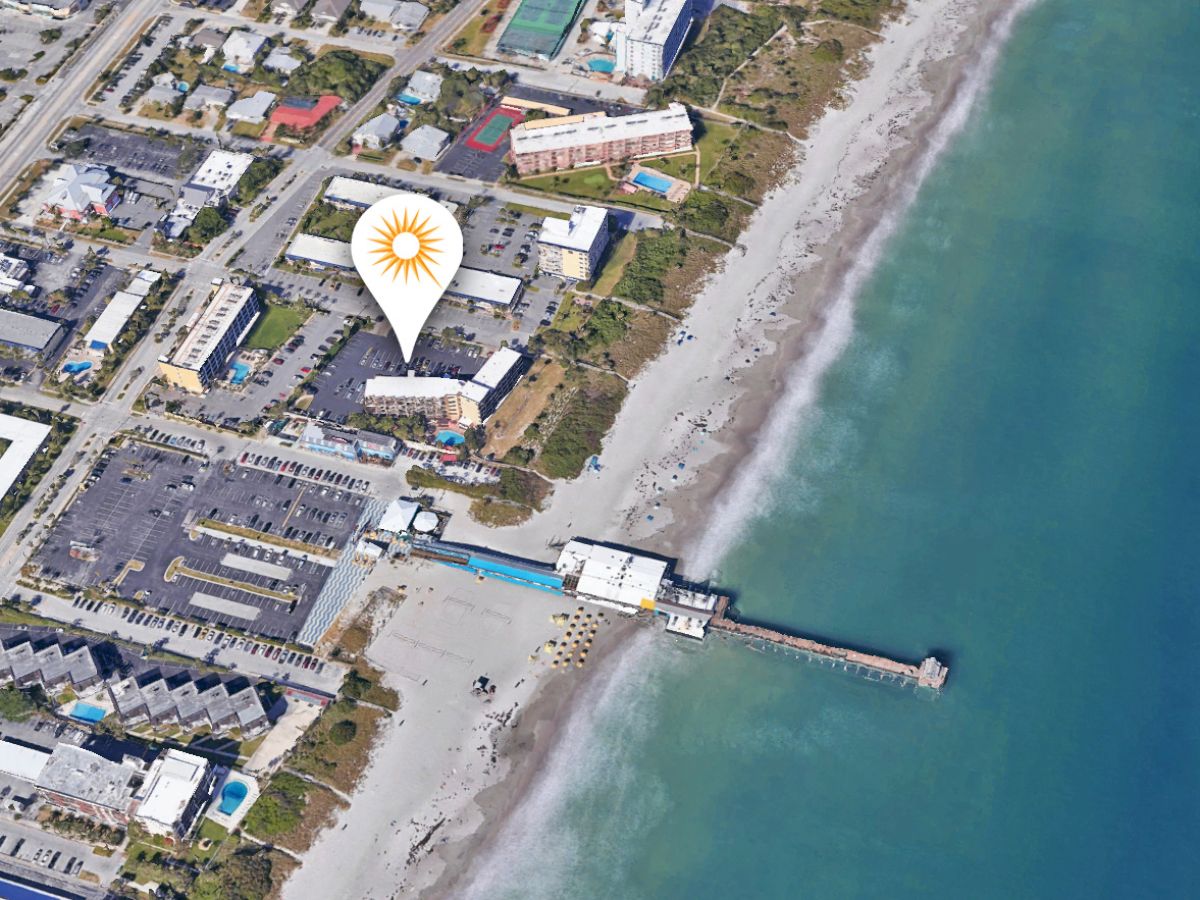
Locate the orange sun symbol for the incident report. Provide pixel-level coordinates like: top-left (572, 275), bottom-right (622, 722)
top-left (367, 208), bottom-right (443, 283)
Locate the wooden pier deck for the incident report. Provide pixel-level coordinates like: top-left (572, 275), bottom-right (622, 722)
top-left (709, 598), bottom-right (949, 690)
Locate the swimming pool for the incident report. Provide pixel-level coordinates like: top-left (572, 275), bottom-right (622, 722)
top-left (588, 58), bottom-right (616, 73)
top-left (229, 361), bottom-right (250, 385)
top-left (633, 171), bottom-right (673, 194)
top-left (219, 780), bottom-right (249, 815)
top-left (70, 702), bottom-right (106, 723)
top-left (62, 361), bottom-right (92, 375)
top-left (436, 430), bottom-right (465, 446)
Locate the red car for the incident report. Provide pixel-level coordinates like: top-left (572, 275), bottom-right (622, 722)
top-left (300, 366), bottom-right (312, 374)
top-left (272, 357), bottom-right (284, 365)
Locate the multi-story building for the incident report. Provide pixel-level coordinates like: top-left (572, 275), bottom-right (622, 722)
top-left (508, 103), bottom-right (693, 175)
top-left (363, 348), bottom-right (530, 425)
top-left (35, 744), bottom-right (144, 827)
top-left (0, 632), bottom-right (101, 692)
top-left (157, 284), bottom-right (260, 393)
top-left (132, 749), bottom-right (215, 839)
top-left (537, 205), bottom-right (610, 280)
top-left (613, 0), bottom-right (694, 82)
top-left (108, 671), bottom-right (269, 738)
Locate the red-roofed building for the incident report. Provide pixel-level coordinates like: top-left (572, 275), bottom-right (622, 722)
top-left (270, 95), bottom-right (342, 130)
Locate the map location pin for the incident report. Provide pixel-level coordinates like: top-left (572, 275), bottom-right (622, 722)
top-left (351, 193), bottom-right (463, 361)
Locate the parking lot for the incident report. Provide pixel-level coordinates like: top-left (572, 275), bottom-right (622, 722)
top-left (64, 123), bottom-right (207, 183)
top-left (150, 307), bottom-right (332, 429)
top-left (32, 441), bottom-right (370, 642)
top-left (0, 817), bottom-right (120, 890)
top-left (303, 330), bottom-right (485, 424)
top-left (94, 12), bottom-right (184, 115)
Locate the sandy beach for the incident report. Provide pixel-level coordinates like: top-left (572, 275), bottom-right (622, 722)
top-left (280, 0), bottom-right (1032, 895)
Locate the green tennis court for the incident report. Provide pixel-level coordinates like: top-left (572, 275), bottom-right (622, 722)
top-left (497, 0), bottom-right (585, 60)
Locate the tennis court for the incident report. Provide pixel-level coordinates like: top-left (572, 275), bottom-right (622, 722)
top-left (497, 0), bottom-right (585, 59)
top-left (465, 107), bottom-right (525, 151)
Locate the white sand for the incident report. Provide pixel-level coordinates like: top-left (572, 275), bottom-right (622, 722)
top-left (284, 0), bottom-right (1022, 895)
top-left (445, 0), bottom-right (989, 573)
top-left (282, 559), bottom-right (618, 899)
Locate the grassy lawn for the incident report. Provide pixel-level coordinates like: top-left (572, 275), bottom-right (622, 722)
top-left (519, 167), bottom-right (615, 202)
top-left (448, 0), bottom-right (504, 57)
top-left (642, 152), bottom-right (698, 184)
top-left (517, 167), bottom-right (679, 214)
top-left (243, 303), bottom-right (311, 352)
top-left (301, 200), bottom-right (362, 242)
top-left (502, 201), bottom-right (570, 220)
top-left (590, 232), bottom-right (639, 297)
top-left (695, 119), bottom-right (742, 181)
top-left (231, 119), bottom-right (268, 139)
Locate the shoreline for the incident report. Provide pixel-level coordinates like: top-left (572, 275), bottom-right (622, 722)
top-left (285, 0), bottom-right (1031, 895)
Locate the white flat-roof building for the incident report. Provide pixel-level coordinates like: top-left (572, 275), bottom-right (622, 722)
top-left (400, 69), bottom-right (443, 104)
top-left (133, 750), bottom-right (214, 839)
top-left (0, 413), bottom-right (52, 503)
top-left (226, 91), bottom-right (277, 124)
top-left (220, 32), bottom-right (268, 74)
top-left (285, 233), bottom-right (355, 270)
top-left (613, 0), bottom-right (694, 82)
top-left (84, 290), bottom-right (142, 351)
top-left (555, 539), bottom-right (669, 609)
top-left (189, 150), bottom-right (255, 200)
top-left (0, 254), bottom-right (32, 296)
top-left (0, 739), bottom-right (50, 783)
top-left (0, 308), bottom-right (61, 354)
top-left (378, 498), bottom-right (420, 533)
top-left (36, 744), bottom-right (143, 826)
top-left (158, 284), bottom-right (261, 393)
top-left (445, 267), bottom-right (523, 307)
top-left (509, 103), bottom-right (693, 174)
top-left (401, 124), bottom-right (450, 160)
top-left (538, 205), bottom-right (610, 280)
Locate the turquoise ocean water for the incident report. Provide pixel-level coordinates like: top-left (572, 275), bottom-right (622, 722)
top-left (465, 0), bottom-right (1200, 896)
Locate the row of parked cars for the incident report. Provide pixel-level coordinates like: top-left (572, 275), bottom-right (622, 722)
top-left (239, 452), bottom-right (371, 493)
top-left (0, 834), bottom-right (84, 876)
top-left (68, 597), bottom-right (326, 673)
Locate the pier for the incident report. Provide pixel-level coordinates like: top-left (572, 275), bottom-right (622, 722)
top-left (402, 536), bottom-right (949, 691)
top-left (709, 597), bottom-right (949, 690)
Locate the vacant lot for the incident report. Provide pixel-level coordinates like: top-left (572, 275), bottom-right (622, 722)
top-left (243, 303), bottom-right (311, 352)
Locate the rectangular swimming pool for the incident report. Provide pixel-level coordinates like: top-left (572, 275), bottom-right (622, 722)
top-left (70, 702), bottom-right (106, 723)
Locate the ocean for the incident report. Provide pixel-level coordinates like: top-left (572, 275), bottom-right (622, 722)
top-left (463, 0), bottom-right (1200, 896)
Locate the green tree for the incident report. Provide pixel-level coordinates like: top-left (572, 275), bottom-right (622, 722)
top-left (186, 207), bottom-right (229, 244)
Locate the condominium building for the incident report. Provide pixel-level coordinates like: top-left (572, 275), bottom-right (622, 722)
top-left (537, 205), bottom-right (610, 280)
top-left (508, 103), bottom-right (693, 175)
top-left (132, 750), bottom-right (215, 839)
top-left (158, 284), bottom-right (260, 393)
top-left (614, 0), bottom-right (694, 82)
top-left (363, 348), bottom-right (529, 425)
